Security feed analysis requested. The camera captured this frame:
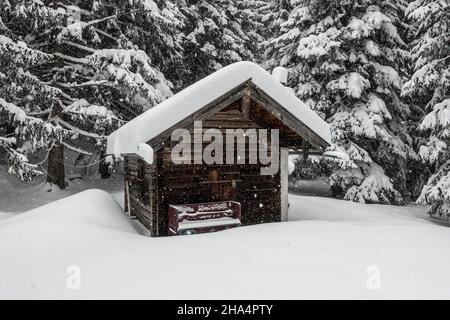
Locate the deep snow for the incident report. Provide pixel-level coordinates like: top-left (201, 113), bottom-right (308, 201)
top-left (1, 189), bottom-right (449, 299)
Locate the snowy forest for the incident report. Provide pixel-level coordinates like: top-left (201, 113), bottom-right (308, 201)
top-left (0, 0), bottom-right (448, 218)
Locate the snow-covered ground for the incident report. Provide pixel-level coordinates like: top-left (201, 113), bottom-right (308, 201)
top-left (0, 211), bottom-right (12, 219)
top-left (0, 167), bottom-right (123, 213)
top-left (1, 188), bottom-right (449, 299)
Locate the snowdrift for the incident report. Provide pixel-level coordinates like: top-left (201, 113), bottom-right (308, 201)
top-left (0, 189), bottom-right (132, 234)
top-left (1, 190), bottom-right (450, 299)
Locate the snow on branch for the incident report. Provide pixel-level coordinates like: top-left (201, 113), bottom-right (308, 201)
top-left (344, 163), bottom-right (403, 205)
top-left (0, 97), bottom-right (42, 124)
top-left (57, 15), bottom-right (118, 43)
top-left (327, 73), bottom-right (370, 99)
top-left (297, 28), bottom-right (340, 58)
top-left (419, 99), bottom-right (450, 133)
top-left (54, 117), bottom-right (105, 140)
top-left (0, 35), bottom-right (53, 67)
top-left (61, 141), bottom-right (93, 156)
top-left (417, 160), bottom-right (450, 218)
top-left (0, 137), bottom-right (43, 181)
top-left (86, 48), bottom-right (173, 108)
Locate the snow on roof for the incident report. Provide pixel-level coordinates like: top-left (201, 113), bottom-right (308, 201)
top-left (107, 61), bottom-right (331, 157)
top-left (272, 66), bottom-right (288, 84)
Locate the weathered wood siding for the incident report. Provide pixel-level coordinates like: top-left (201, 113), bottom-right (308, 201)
top-left (124, 155), bottom-right (156, 233)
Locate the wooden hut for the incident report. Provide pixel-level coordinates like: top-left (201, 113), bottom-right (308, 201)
top-left (107, 62), bottom-right (331, 237)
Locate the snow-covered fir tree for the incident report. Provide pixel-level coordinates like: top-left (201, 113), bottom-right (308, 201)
top-left (0, 0), bottom-right (175, 187)
top-left (402, 0), bottom-right (450, 217)
top-left (180, 0), bottom-right (254, 86)
top-left (236, 0), bottom-right (267, 60)
top-left (0, 3), bottom-right (67, 185)
top-left (265, 0), bottom-right (417, 204)
top-left (0, 34), bottom-right (66, 181)
top-left (87, 0), bottom-right (186, 91)
top-left (261, 0), bottom-right (292, 67)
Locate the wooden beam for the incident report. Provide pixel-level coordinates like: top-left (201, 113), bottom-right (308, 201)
top-left (148, 80), bottom-right (252, 151)
top-left (280, 148), bottom-right (288, 222)
top-left (147, 79), bottom-right (329, 153)
top-left (241, 91), bottom-right (251, 119)
top-left (303, 141), bottom-right (310, 161)
top-left (246, 83), bottom-right (329, 151)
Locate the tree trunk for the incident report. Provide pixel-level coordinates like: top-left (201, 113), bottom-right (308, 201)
top-left (302, 142), bottom-right (310, 161)
top-left (98, 149), bottom-right (111, 179)
top-left (46, 142), bottom-right (66, 189)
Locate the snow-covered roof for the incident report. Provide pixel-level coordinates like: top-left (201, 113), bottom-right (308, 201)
top-left (107, 61), bottom-right (331, 157)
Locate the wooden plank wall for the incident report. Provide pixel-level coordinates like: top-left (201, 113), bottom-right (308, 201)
top-left (124, 155), bottom-right (156, 234)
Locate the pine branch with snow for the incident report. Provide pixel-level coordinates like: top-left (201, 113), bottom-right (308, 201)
top-left (87, 48), bottom-right (173, 110)
top-left (418, 160), bottom-right (450, 218)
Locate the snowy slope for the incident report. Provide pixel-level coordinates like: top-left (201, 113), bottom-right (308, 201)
top-left (0, 189), bottom-right (450, 299)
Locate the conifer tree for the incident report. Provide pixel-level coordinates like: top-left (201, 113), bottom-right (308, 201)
top-left (0, 34), bottom-right (66, 183)
top-left (265, 0), bottom-right (417, 204)
top-left (0, 0), bottom-right (176, 187)
top-left (236, 0), bottom-right (268, 62)
top-left (403, 0), bottom-right (450, 217)
top-left (260, 0), bottom-right (292, 67)
top-left (180, 0), bottom-right (254, 86)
